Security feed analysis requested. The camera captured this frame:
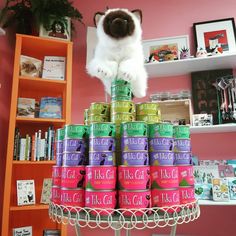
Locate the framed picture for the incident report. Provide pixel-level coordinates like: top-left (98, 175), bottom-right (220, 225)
top-left (39, 17), bottom-right (71, 41)
top-left (193, 18), bottom-right (236, 53)
top-left (142, 35), bottom-right (190, 63)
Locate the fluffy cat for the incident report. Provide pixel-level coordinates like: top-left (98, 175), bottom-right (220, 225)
top-left (86, 8), bottom-right (148, 98)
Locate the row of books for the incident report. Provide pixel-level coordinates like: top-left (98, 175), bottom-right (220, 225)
top-left (17, 97), bottom-right (62, 119)
top-left (13, 127), bottom-right (55, 161)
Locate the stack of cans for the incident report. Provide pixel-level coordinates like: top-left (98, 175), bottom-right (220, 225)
top-left (87, 102), bottom-right (110, 124)
top-left (136, 102), bottom-right (161, 123)
top-left (85, 122), bottom-right (117, 215)
top-left (118, 121), bottom-right (151, 216)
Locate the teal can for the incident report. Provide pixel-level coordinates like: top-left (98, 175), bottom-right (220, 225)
top-left (111, 79), bottom-right (131, 87)
top-left (64, 124), bottom-right (89, 139)
top-left (120, 121), bottom-right (148, 137)
top-left (173, 125), bottom-right (190, 139)
top-left (88, 114), bottom-right (110, 123)
top-left (56, 128), bottom-right (65, 141)
top-left (90, 122), bottom-right (116, 137)
top-left (111, 85), bottom-right (132, 98)
top-left (148, 122), bottom-right (173, 138)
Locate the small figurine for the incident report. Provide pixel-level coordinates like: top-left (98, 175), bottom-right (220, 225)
top-left (180, 46), bottom-right (190, 59)
top-left (196, 47), bottom-right (208, 58)
top-left (211, 45), bottom-right (223, 56)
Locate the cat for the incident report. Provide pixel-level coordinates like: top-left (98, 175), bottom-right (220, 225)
top-left (87, 8), bottom-right (148, 98)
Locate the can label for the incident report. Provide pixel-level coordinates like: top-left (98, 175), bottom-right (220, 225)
top-left (150, 151), bottom-right (174, 166)
top-left (148, 123), bottom-right (173, 138)
top-left (112, 79), bottom-right (131, 87)
top-left (151, 166), bottom-right (179, 189)
top-left (136, 115), bottom-right (161, 123)
top-left (63, 152), bottom-right (86, 166)
top-left (136, 102), bottom-right (160, 115)
top-left (173, 125), bottom-right (190, 139)
top-left (56, 140), bottom-right (63, 153)
top-left (56, 128), bottom-right (65, 141)
top-left (88, 114), bottom-right (109, 123)
top-left (86, 166), bottom-right (117, 190)
top-left (178, 165), bottom-right (194, 186)
top-left (179, 186), bottom-right (195, 204)
top-left (111, 85), bottom-right (132, 97)
top-left (111, 101), bottom-right (135, 113)
top-left (61, 188), bottom-right (84, 208)
top-left (149, 137), bottom-right (174, 151)
top-left (118, 166), bottom-right (150, 190)
top-left (89, 152), bottom-right (115, 166)
top-left (111, 96), bottom-right (132, 101)
top-left (174, 152), bottom-right (192, 165)
top-left (89, 137), bottom-right (116, 152)
top-left (121, 121), bottom-right (148, 137)
top-left (85, 190), bottom-right (117, 215)
top-left (111, 113), bottom-right (135, 123)
top-left (174, 139), bottom-right (191, 152)
top-left (56, 153), bottom-right (63, 166)
top-left (121, 137), bottom-right (148, 151)
top-left (61, 166), bottom-right (86, 188)
top-left (64, 124), bottom-right (89, 139)
top-left (63, 139), bottom-right (86, 153)
top-left (51, 186), bottom-right (61, 204)
top-left (52, 166), bottom-right (61, 186)
top-left (90, 102), bottom-right (110, 115)
top-left (122, 152), bottom-right (149, 166)
top-left (90, 122), bottom-right (116, 137)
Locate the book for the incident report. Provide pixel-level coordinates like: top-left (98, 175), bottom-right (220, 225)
top-left (218, 165), bottom-right (235, 178)
top-left (194, 183), bottom-right (213, 200)
top-left (20, 55), bottom-right (42, 77)
top-left (39, 97), bottom-right (62, 119)
top-left (193, 165), bottom-right (219, 184)
top-left (43, 229), bottom-right (61, 236)
top-left (212, 178), bottom-right (230, 201)
top-left (13, 226), bottom-right (32, 236)
top-left (16, 180), bottom-right (36, 206)
top-left (42, 56), bottom-right (66, 80)
top-left (228, 178), bottom-right (236, 200)
top-left (40, 178), bottom-right (52, 204)
top-left (17, 98), bottom-right (35, 118)
top-left (13, 128), bottom-right (20, 160)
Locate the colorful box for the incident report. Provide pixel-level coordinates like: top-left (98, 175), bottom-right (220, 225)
top-left (194, 183), bottom-right (212, 200)
top-left (212, 178), bottom-right (230, 202)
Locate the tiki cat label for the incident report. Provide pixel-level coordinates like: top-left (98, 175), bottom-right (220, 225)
top-left (150, 151), bottom-right (174, 166)
top-left (89, 137), bottom-right (116, 152)
top-left (63, 152), bottom-right (85, 166)
top-left (52, 166), bottom-right (61, 186)
top-left (121, 137), bottom-right (148, 151)
top-left (121, 121), bottom-right (147, 137)
top-left (61, 188), bottom-right (84, 208)
top-left (149, 137), bottom-right (174, 152)
top-left (178, 165), bottom-right (194, 187)
top-left (89, 152), bottom-right (115, 166)
top-left (63, 138), bottom-right (86, 153)
top-left (121, 152), bottom-right (149, 166)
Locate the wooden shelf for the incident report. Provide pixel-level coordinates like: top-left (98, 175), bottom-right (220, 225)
top-left (16, 117), bottom-right (66, 125)
top-left (13, 160), bottom-right (56, 165)
top-left (190, 123), bottom-right (236, 134)
top-left (199, 200), bottom-right (236, 206)
top-left (10, 204), bottom-right (49, 211)
top-left (145, 52), bottom-right (236, 78)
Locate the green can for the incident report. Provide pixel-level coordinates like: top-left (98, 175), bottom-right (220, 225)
top-left (90, 122), bottom-right (116, 137)
top-left (136, 102), bottom-right (160, 115)
top-left (64, 124), bottom-right (89, 139)
top-left (111, 85), bottom-right (132, 98)
top-left (111, 101), bottom-right (136, 113)
top-left (89, 102), bottom-right (110, 116)
top-left (173, 125), bottom-right (190, 139)
top-left (120, 121), bottom-right (148, 137)
top-left (111, 79), bottom-right (131, 87)
top-left (84, 108), bottom-right (89, 122)
top-left (111, 96), bottom-right (132, 101)
top-left (56, 128), bottom-right (65, 141)
top-left (88, 114), bottom-right (110, 123)
top-left (148, 122), bottom-right (173, 138)
top-left (136, 115), bottom-right (161, 123)
top-left (111, 113), bottom-right (135, 124)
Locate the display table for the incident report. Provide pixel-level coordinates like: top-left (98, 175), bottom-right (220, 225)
top-left (49, 201), bottom-right (200, 236)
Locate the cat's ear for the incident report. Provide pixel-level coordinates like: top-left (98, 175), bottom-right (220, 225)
top-left (93, 12), bottom-right (105, 27)
top-left (131, 9), bottom-right (142, 23)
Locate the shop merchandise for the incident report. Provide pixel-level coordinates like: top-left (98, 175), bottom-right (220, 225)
top-left (13, 226), bottom-right (32, 236)
top-left (17, 97), bottom-right (35, 118)
top-left (212, 178), bottom-right (230, 201)
top-left (20, 55), bottom-right (42, 77)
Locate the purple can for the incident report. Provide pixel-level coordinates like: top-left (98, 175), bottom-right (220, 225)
top-left (149, 137), bottom-right (174, 151)
top-left (89, 137), bottom-right (116, 152)
top-left (121, 137), bottom-right (148, 151)
top-left (174, 152), bottom-right (192, 165)
top-left (63, 152), bottom-right (86, 166)
top-left (150, 151), bottom-right (174, 166)
top-left (56, 153), bottom-right (63, 166)
top-left (56, 140), bottom-right (63, 153)
top-left (121, 152), bottom-right (149, 166)
top-left (174, 139), bottom-right (191, 152)
top-left (63, 138), bottom-right (86, 153)
top-left (89, 152), bottom-right (115, 166)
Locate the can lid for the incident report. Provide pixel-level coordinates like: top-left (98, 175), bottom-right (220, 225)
top-left (119, 189), bottom-right (150, 192)
top-left (61, 187), bottom-right (84, 190)
top-left (85, 189), bottom-right (116, 192)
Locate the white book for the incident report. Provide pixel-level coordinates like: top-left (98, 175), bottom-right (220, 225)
top-left (19, 138), bottom-right (26, 161)
top-left (13, 226), bottom-right (32, 236)
top-left (37, 130), bottom-right (41, 161)
top-left (40, 139), bottom-right (46, 160)
top-left (40, 178), bottom-right (52, 204)
top-left (16, 180), bottom-right (35, 206)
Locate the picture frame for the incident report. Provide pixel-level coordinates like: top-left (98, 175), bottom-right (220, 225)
top-left (39, 17), bottom-right (71, 41)
top-left (142, 35), bottom-right (190, 63)
top-left (193, 18), bottom-right (236, 54)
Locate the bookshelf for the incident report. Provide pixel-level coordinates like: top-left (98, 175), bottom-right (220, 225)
top-left (1, 34), bottom-right (72, 236)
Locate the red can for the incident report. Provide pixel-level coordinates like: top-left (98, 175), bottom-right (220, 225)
top-left (51, 185), bottom-right (61, 205)
top-left (179, 186), bottom-right (195, 204)
top-left (178, 165), bottom-right (194, 186)
top-left (52, 166), bottom-right (61, 186)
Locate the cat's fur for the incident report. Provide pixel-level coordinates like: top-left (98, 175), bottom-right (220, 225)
top-left (86, 8), bottom-right (148, 98)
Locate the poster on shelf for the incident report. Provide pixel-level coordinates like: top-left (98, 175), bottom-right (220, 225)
top-left (13, 226), bottom-right (32, 236)
top-left (16, 180), bottom-right (35, 206)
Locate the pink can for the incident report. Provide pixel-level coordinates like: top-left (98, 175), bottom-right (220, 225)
top-left (85, 190), bottom-right (117, 215)
top-left (51, 185), bottom-right (61, 205)
top-left (85, 166), bottom-right (116, 190)
top-left (151, 189), bottom-right (180, 211)
top-left (61, 187), bottom-right (85, 208)
top-left (52, 165), bottom-right (61, 186)
top-left (118, 166), bottom-right (150, 190)
top-left (61, 166), bottom-right (86, 188)
top-left (178, 165), bottom-right (194, 186)
top-left (119, 190), bottom-right (151, 216)
top-left (151, 166), bottom-right (178, 189)
top-left (179, 186), bottom-right (195, 204)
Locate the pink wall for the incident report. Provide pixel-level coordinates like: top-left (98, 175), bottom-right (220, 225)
top-left (1, 0), bottom-right (236, 235)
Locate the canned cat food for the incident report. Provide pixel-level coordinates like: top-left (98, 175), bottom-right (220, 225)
top-left (111, 113), bottom-right (135, 123)
top-left (149, 137), bottom-right (174, 151)
top-left (173, 125), bottom-right (190, 139)
top-left (63, 138), bottom-right (86, 153)
top-left (112, 79), bottom-right (131, 87)
top-left (174, 139), bottom-right (191, 152)
top-left (148, 123), bottom-right (173, 138)
top-left (121, 152), bottom-right (149, 166)
top-left (86, 166), bottom-right (117, 190)
top-left (136, 102), bottom-right (160, 116)
top-left (56, 140), bottom-right (63, 154)
top-left (89, 102), bottom-right (110, 116)
top-left (89, 137), bottom-right (116, 152)
top-left (179, 186), bottom-right (195, 204)
top-left (56, 128), bottom-right (65, 141)
top-left (61, 166), bottom-right (86, 188)
top-left (63, 152), bottom-right (85, 166)
top-left (89, 152), bottom-right (115, 166)
top-left (84, 109), bottom-right (89, 123)
top-left (150, 151), bottom-right (174, 166)
top-left (178, 165), bottom-right (194, 186)
top-left (174, 152), bottom-right (192, 165)
top-left (120, 121), bottom-right (148, 137)
top-left (64, 124), bottom-right (88, 139)
top-left (88, 114), bottom-right (110, 123)
top-left (121, 137), bottom-right (148, 151)
top-left (151, 166), bottom-right (179, 189)
top-left (90, 122), bottom-right (116, 137)
top-left (136, 115), bottom-right (161, 123)
top-left (118, 166), bottom-right (150, 190)
top-left (61, 187), bottom-right (84, 208)
top-left (51, 185), bottom-right (61, 205)
top-left (111, 85), bottom-right (132, 97)
top-left (119, 190), bottom-right (151, 216)
top-left (111, 101), bottom-right (135, 113)
top-left (85, 190), bottom-right (117, 215)
top-left (52, 166), bottom-right (61, 186)
top-left (111, 96), bottom-right (133, 101)
top-left (56, 153), bottom-right (63, 166)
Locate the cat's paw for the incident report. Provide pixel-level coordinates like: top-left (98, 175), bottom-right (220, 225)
top-left (118, 62), bottom-right (137, 82)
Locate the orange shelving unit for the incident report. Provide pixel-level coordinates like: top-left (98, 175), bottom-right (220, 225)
top-left (1, 34), bottom-right (72, 236)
